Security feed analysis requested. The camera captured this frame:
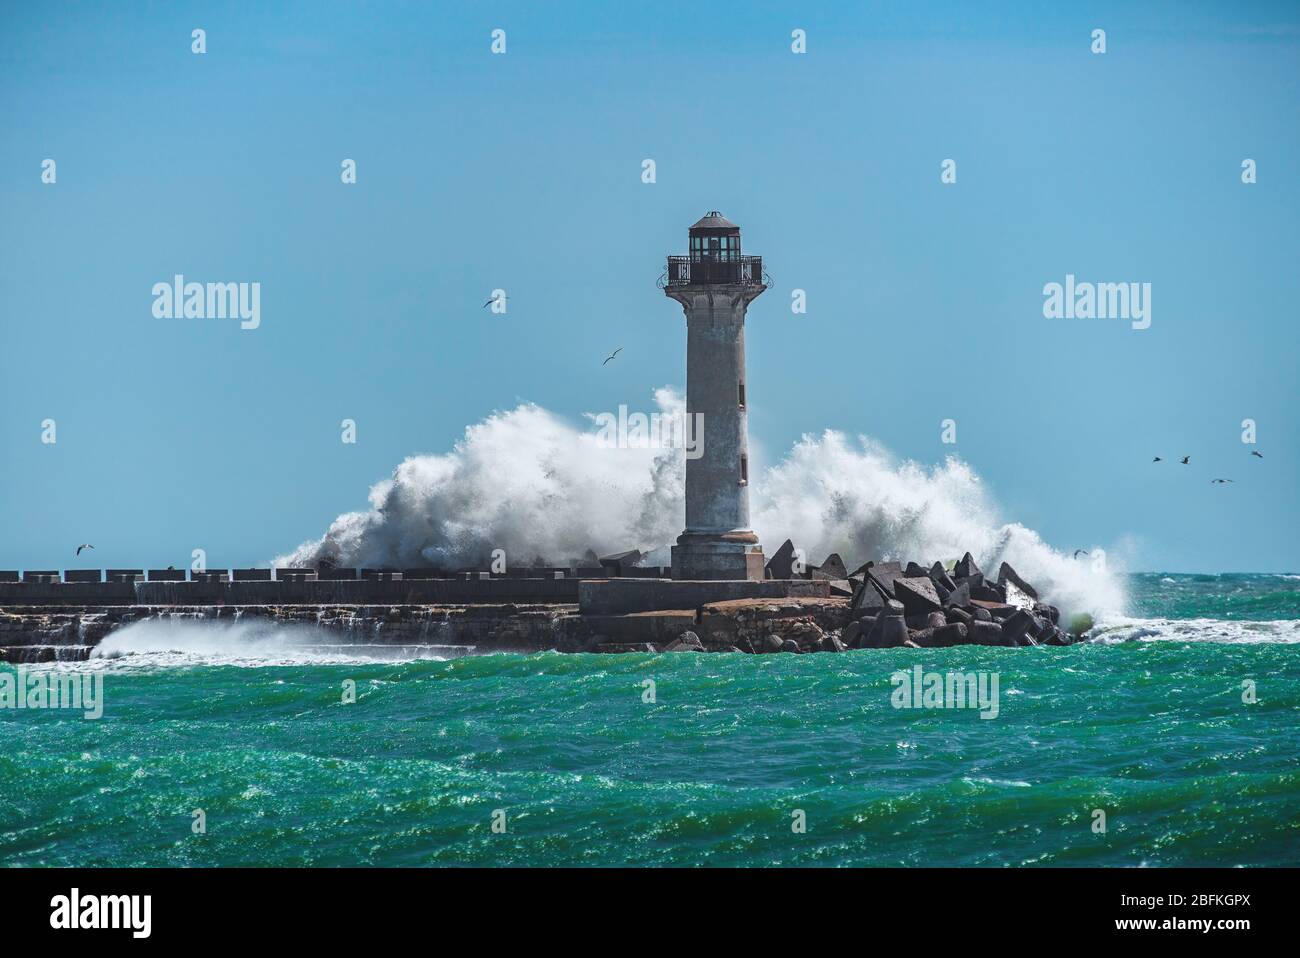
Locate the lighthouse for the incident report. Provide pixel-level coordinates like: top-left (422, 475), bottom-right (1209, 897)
top-left (661, 212), bottom-right (768, 581)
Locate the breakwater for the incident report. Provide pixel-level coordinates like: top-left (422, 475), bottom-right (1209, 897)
top-left (0, 604), bottom-right (586, 662)
top-left (0, 553), bottom-right (1089, 660)
top-left (0, 575), bottom-right (581, 608)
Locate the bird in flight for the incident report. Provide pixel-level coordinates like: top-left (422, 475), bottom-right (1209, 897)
top-left (75, 543), bottom-right (94, 556)
top-left (482, 294), bottom-right (508, 308)
top-left (1180, 456), bottom-right (1190, 464)
top-left (1073, 549), bottom-right (1090, 558)
top-left (1152, 456), bottom-right (1162, 462)
top-left (602, 347), bottom-right (623, 366)
top-left (1251, 450), bottom-right (1263, 458)
top-left (1211, 478), bottom-right (1234, 484)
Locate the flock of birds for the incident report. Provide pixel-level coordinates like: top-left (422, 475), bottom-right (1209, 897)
top-left (1150, 450), bottom-right (1264, 484)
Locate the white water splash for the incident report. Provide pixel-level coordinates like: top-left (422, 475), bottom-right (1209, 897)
top-left (1085, 616), bottom-right (1300, 645)
top-left (749, 429), bottom-right (1125, 617)
top-left (276, 389), bottom-right (1127, 618)
top-left (91, 619), bottom-right (465, 668)
top-left (277, 389), bottom-right (686, 573)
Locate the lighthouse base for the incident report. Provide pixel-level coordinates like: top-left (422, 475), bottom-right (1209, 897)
top-left (670, 534), bottom-right (766, 582)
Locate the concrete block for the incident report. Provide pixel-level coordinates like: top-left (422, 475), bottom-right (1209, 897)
top-left (275, 568), bottom-right (317, 581)
top-left (929, 562), bottom-right (958, 593)
top-left (910, 622), bottom-right (968, 648)
top-left (663, 631), bottom-right (705, 652)
top-left (967, 620), bottom-right (1006, 645)
top-left (106, 569), bottom-right (144, 583)
top-left (863, 614), bottom-right (908, 649)
top-left (954, 552), bottom-right (983, 579)
top-left (0, 581), bottom-right (135, 605)
top-left (894, 576), bottom-right (943, 617)
top-left (849, 579), bottom-right (886, 620)
top-left (867, 565), bottom-right (905, 599)
top-left (0, 571), bottom-right (18, 583)
top-left (944, 582), bottom-right (971, 609)
top-left (316, 567), bottom-right (358, 580)
top-left (1000, 610), bottom-right (1036, 645)
top-left (23, 571), bottom-right (60, 582)
top-left (232, 568), bottom-right (272, 581)
top-left (400, 568), bottom-right (444, 580)
top-left (192, 570), bottom-right (229, 582)
top-left (147, 569), bottom-right (187, 581)
top-left (599, 550), bottom-right (643, 575)
top-left (997, 562), bottom-right (1039, 600)
top-left (764, 539), bottom-right (797, 579)
top-left (818, 553), bottom-right (848, 579)
top-left (63, 569), bottom-right (103, 583)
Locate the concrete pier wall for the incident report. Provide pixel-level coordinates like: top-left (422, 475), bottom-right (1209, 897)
top-left (0, 603), bottom-right (589, 661)
top-left (0, 577), bottom-right (580, 607)
top-left (578, 578), bottom-right (829, 615)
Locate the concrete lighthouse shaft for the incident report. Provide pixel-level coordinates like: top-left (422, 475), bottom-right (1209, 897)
top-left (662, 212), bottom-right (767, 581)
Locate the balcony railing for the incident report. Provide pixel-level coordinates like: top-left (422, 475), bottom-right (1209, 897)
top-left (661, 254), bottom-right (767, 289)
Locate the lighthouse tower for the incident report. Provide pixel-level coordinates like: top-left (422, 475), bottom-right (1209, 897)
top-left (661, 212), bottom-right (767, 581)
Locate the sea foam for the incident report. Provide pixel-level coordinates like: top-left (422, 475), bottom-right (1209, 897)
top-left (91, 619), bottom-right (462, 668)
top-left (275, 389), bottom-right (1126, 618)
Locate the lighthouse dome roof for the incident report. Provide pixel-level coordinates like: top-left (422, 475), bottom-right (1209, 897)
top-left (689, 211), bottom-right (738, 231)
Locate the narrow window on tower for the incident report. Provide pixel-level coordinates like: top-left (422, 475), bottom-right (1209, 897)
top-left (740, 453), bottom-right (749, 485)
top-left (738, 381), bottom-right (746, 409)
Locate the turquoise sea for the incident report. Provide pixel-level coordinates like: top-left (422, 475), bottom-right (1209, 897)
top-left (2, 572), bottom-right (1298, 866)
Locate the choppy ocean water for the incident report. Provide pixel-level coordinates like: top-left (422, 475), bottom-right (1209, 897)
top-left (2, 572), bottom-right (1297, 867)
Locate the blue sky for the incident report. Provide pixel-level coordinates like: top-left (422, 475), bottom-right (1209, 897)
top-left (1, 0), bottom-right (1297, 574)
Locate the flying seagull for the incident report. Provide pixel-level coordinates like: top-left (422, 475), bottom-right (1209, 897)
top-left (1073, 549), bottom-right (1090, 558)
top-left (1152, 456), bottom-right (1162, 462)
top-left (1211, 478), bottom-right (1234, 484)
top-left (75, 543), bottom-right (94, 556)
top-left (1251, 450), bottom-right (1263, 458)
top-left (602, 347), bottom-right (623, 366)
top-left (1180, 456), bottom-right (1190, 464)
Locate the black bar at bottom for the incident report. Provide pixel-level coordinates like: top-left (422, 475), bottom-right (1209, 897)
top-left (0, 866), bottom-right (1285, 943)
